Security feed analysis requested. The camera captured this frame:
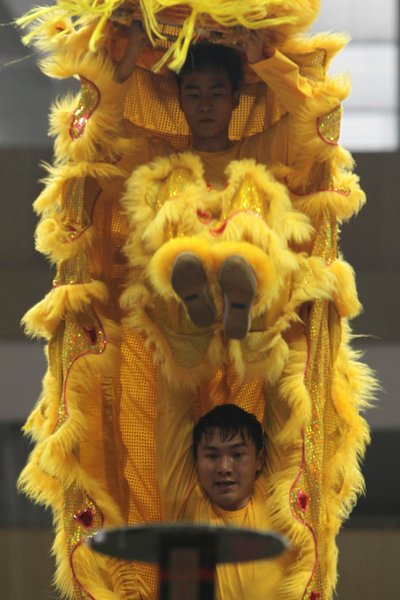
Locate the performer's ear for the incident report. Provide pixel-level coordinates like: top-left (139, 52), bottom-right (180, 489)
top-left (256, 447), bottom-right (265, 475)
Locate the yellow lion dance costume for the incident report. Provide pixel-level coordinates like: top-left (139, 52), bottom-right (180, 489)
top-left (18, 1), bottom-right (376, 598)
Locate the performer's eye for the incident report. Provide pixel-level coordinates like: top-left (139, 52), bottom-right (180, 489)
top-left (233, 452), bottom-right (243, 459)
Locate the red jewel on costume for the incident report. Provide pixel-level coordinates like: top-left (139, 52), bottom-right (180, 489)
top-left (196, 209), bottom-right (213, 224)
top-left (74, 508), bottom-right (95, 528)
top-left (310, 592), bottom-right (320, 600)
top-left (297, 490), bottom-right (309, 512)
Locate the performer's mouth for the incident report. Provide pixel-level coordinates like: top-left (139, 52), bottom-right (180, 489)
top-left (215, 481), bottom-right (236, 489)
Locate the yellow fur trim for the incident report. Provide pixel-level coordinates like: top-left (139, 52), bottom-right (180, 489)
top-left (221, 159), bottom-right (314, 245)
top-left (35, 216), bottom-right (96, 263)
top-left (18, 313), bottom-right (136, 598)
top-left (35, 162), bottom-right (128, 216)
top-left (22, 281), bottom-right (108, 339)
top-left (212, 240), bottom-right (278, 297)
top-left (264, 336), bottom-right (317, 598)
top-left (18, 1), bottom-right (321, 71)
top-left (227, 254), bottom-right (336, 385)
top-left (255, 256), bottom-right (335, 384)
top-left (329, 259), bottom-right (362, 318)
top-left (321, 327), bottom-right (377, 593)
top-left (44, 51), bottom-right (132, 164)
top-left (286, 82), bottom-right (351, 188)
top-left (209, 212), bottom-right (299, 279)
top-left (149, 236), bottom-right (214, 298)
top-left (282, 32), bottom-right (350, 70)
top-left (290, 173), bottom-right (366, 223)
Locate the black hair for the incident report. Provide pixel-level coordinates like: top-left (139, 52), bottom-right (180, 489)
top-left (175, 43), bottom-right (243, 94)
top-left (193, 404), bottom-right (264, 457)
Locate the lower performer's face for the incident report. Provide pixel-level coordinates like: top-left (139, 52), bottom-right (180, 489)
top-left (179, 67), bottom-right (239, 150)
top-left (196, 429), bottom-right (264, 511)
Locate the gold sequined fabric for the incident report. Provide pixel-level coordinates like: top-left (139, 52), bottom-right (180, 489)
top-left (317, 106), bottom-right (343, 146)
top-left (290, 214), bottom-right (339, 599)
top-left (124, 49), bottom-right (327, 148)
top-left (200, 364), bottom-right (265, 424)
top-left (70, 76), bottom-right (101, 140)
top-left (119, 326), bottom-right (161, 598)
top-left (53, 254), bottom-right (92, 287)
top-left (64, 486), bottom-right (104, 599)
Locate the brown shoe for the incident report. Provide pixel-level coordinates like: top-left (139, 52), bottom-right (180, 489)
top-left (171, 253), bottom-right (216, 327)
top-left (218, 256), bottom-right (257, 340)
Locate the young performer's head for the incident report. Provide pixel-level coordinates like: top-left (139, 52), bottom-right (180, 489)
top-left (193, 404), bottom-right (265, 511)
top-left (175, 43), bottom-right (243, 151)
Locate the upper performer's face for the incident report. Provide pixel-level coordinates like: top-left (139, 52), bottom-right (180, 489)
top-left (179, 67), bottom-right (240, 151)
top-left (196, 428), bottom-right (264, 511)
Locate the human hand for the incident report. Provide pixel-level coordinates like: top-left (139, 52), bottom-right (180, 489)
top-left (244, 29), bottom-right (284, 63)
top-left (112, 20), bottom-right (149, 82)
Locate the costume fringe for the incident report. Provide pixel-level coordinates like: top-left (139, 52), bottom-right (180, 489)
top-left (265, 336), bottom-right (316, 599)
top-left (321, 327), bottom-right (376, 595)
top-left (18, 310), bottom-right (133, 599)
top-left (290, 173), bottom-right (366, 223)
top-left (17, 5), bottom-right (377, 597)
top-left (22, 281), bottom-right (109, 339)
top-left (17, 0), bottom-right (321, 71)
top-left (221, 159), bottom-right (314, 245)
top-left (148, 236), bottom-right (214, 298)
top-left (329, 259), bottom-right (362, 319)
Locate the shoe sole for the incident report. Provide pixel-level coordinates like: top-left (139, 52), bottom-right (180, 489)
top-left (218, 256), bottom-right (256, 340)
top-left (171, 253), bottom-right (216, 327)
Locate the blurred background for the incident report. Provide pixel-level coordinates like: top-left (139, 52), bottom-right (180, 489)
top-left (1, 0), bottom-right (399, 598)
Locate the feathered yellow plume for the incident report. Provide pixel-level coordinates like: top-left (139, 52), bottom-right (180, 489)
top-left (17, 0), bottom-right (320, 70)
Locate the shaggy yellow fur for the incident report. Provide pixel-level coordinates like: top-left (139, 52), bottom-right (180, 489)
top-left (18, 310), bottom-right (135, 598)
top-left (148, 236), bottom-right (214, 297)
top-left (329, 259), bottom-right (362, 318)
top-left (22, 281), bottom-right (109, 339)
top-left (18, 0), bottom-right (321, 70)
top-left (17, 3), bottom-right (378, 599)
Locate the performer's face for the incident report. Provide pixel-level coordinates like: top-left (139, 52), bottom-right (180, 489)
top-left (196, 429), bottom-right (264, 510)
top-left (178, 67), bottom-right (240, 151)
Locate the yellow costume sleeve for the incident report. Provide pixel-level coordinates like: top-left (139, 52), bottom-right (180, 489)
top-left (245, 45), bottom-right (353, 204)
top-left (156, 378), bottom-right (197, 521)
top-left (250, 50), bottom-right (314, 111)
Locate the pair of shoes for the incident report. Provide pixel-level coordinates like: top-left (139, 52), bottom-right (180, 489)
top-left (171, 253), bottom-right (256, 340)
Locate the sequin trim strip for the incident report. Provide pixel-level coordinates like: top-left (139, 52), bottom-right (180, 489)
top-left (317, 106), bottom-right (343, 146)
top-left (68, 494), bottom-right (105, 600)
top-left (289, 336), bottom-right (320, 600)
top-left (70, 76), bottom-right (101, 140)
top-left (57, 310), bottom-right (107, 426)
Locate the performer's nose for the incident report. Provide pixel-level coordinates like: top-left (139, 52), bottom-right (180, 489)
top-left (199, 101), bottom-right (212, 113)
top-left (217, 456), bottom-right (232, 474)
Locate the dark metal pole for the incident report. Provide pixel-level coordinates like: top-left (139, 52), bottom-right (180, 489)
top-left (159, 530), bottom-right (217, 600)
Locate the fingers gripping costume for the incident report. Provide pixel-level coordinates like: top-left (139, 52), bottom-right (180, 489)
top-left (18, 1), bottom-right (376, 599)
